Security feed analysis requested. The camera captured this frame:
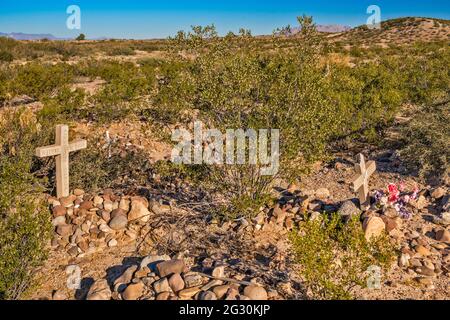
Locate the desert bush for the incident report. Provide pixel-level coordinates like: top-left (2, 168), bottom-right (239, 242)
top-left (106, 46), bottom-right (136, 56)
top-left (399, 103), bottom-right (450, 183)
top-left (38, 87), bottom-right (86, 122)
top-left (0, 109), bottom-right (51, 300)
top-left (290, 214), bottom-right (395, 300)
top-left (0, 51), bottom-right (14, 62)
top-left (150, 19), bottom-right (415, 217)
top-left (69, 137), bottom-right (153, 192)
top-left (10, 63), bottom-right (74, 99)
top-left (0, 68), bottom-right (10, 105)
top-left (0, 38), bottom-right (18, 62)
top-left (61, 60), bottom-right (156, 122)
top-left (152, 21), bottom-right (343, 217)
top-left (401, 44), bottom-right (450, 105)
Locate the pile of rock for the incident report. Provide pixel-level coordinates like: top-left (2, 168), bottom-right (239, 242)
top-left (251, 187), bottom-right (337, 234)
top-left (257, 185), bottom-right (449, 243)
top-left (395, 188), bottom-right (450, 289)
top-left (253, 185), bottom-right (449, 291)
top-left (49, 189), bottom-right (171, 258)
top-left (86, 255), bottom-right (270, 301)
top-left (398, 231), bottom-right (449, 289)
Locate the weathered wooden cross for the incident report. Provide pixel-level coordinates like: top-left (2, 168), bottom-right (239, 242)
top-left (35, 125), bottom-right (87, 199)
top-left (353, 153), bottom-right (376, 209)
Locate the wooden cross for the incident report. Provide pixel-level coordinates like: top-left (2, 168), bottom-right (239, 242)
top-left (353, 154), bottom-right (376, 208)
top-left (35, 125), bottom-right (87, 198)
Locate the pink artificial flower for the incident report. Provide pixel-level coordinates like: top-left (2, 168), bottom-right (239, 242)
top-left (403, 195), bottom-right (411, 204)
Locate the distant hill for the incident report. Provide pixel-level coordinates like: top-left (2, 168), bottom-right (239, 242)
top-left (316, 24), bottom-right (352, 33)
top-left (0, 32), bottom-right (112, 41)
top-left (278, 24), bottom-right (352, 36)
top-left (330, 17), bottom-right (450, 44)
top-left (0, 32), bottom-right (63, 40)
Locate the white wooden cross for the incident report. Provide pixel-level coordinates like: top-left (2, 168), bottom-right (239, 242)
top-left (353, 153), bottom-right (376, 208)
top-left (35, 125), bottom-right (87, 199)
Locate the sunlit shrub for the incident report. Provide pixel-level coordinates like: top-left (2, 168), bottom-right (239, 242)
top-left (290, 214), bottom-right (395, 300)
top-left (0, 109), bottom-right (51, 300)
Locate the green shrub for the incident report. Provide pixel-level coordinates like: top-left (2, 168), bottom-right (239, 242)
top-left (10, 63), bottom-right (74, 99)
top-left (290, 214), bottom-right (395, 300)
top-left (0, 51), bottom-right (14, 62)
top-left (400, 103), bottom-right (450, 183)
top-left (0, 109), bottom-right (51, 300)
top-left (69, 137), bottom-right (152, 193)
top-left (401, 44), bottom-right (450, 105)
top-left (74, 60), bottom-right (155, 123)
top-left (150, 20), bottom-right (412, 218)
top-left (106, 46), bottom-right (135, 56)
top-left (151, 21), bottom-right (341, 216)
top-left (0, 68), bottom-right (9, 105)
top-left (76, 34), bottom-right (86, 41)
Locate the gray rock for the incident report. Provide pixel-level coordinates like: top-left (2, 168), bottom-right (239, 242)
top-left (122, 282), bottom-right (145, 300)
top-left (52, 216), bottom-right (66, 227)
top-left (431, 187), bottom-right (446, 200)
top-left (338, 200), bottom-right (361, 222)
top-left (52, 290), bottom-right (68, 301)
top-left (416, 266), bottom-right (435, 277)
top-left (433, 212), bottom-right (450, 226)
top-left (87, 279), bottom-right (112, 300)
top-left (168, 273), bottom-right (185, 292)
top-left (56, 224), bottom-right (73, 237)
top-left (156, 259), bottom-right (186, 277)
top-left (107, 239), bottom-right (118, 247)
top-left (212, 266), bottom-right (225, 278)
top-left (140, 254), bottom-right (171, 271)
top-left (67, 246), bottom-right (79, 257)
top-left (184, 273), bottom-right (205, 288)
top-left (113, 265), bottom-right (138, 291)
top-left (399, 253), bottom-right (410, 268)
top-left (153, 277), bottom-right (170, 294)
top-left (441, 195), bottom-right (450, 212)
top-left (110, 208), bottom-right (127, 219)
top-left (315, 188), bottom-right (330, 200)
top-left (108, 215), bottom-right (128, 230)
top-left (199, 291), bottom-right (217, 300)
top-left (10, 95), bottom-right (35, 106)
top-left (243, 285), bottom-right (268, 300)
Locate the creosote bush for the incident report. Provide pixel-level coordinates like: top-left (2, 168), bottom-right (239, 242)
top-left (10, 62), bottom-right (74, 99)
top-left (400, 102), bottom-right (450, 183)
top-left (290, 214), bottom-right (395, 300)
top-left (150, 19), bottom-right (421, 217)
top-left (0, 109), bottom-right (51, 300)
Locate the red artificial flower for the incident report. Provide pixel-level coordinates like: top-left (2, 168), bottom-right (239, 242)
top-left (388, 183), bottom-right (400, 203)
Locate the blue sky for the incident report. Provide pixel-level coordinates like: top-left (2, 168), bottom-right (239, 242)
top-left (0, 1), bottom-right (449, 39)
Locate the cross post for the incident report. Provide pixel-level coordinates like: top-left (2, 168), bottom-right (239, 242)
top-left (353, 153), bottom-right (376, 209)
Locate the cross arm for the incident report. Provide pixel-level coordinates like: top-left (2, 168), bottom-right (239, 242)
top-left (366, 161), bottom-right (376, 176)
top-left (68, 139), bottom-right (87, 153)
top-left (35, 145), bottom-right (62, 158)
